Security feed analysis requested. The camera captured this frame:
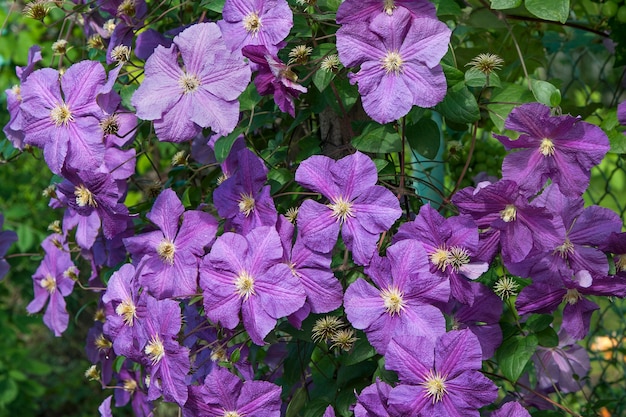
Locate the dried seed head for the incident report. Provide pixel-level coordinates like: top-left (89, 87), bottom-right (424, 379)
top-left (52, 39), bottom-right (69, 55)
top-left (111, 45), bottom-right (131, 63)
top-left (288, 45), bottom-right (313, 65)
top-left (24, 1), bottom-right (51, 21)
top-left (466, 53), bottom-right (504, 76)
top-left (320, 54), bottom-right (341, 73)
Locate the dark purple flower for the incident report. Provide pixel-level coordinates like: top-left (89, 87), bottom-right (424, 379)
top-left (242, 45), bottom-right (307, 117)
top-left (132, 22), bottom-right (251, 141)
top-left (491, 401), bottom-right (531, 417)
top-left (336, 0), bottom-right (437, 24)
top-left (98, 395), bottom-right (113, 417)
top-left (337, 8), bottom-right (450, 123)
top-left (354, 379), bottom-right (393, 417)
top-left (218, 0), bottom-right (292, 54)
top-left (124, 189), bottom-right (218, 299)
top-left (17, 60), bottom-right (113, 174)
top-left (395, 204), bottom-right (488, 305)
top-left (183, 367), bottom-right (281, 417)
top-left (386, 329), bottom-right (498, 416)
top-left (0, 214), bottom-right (18, 280)
top-left (26, 234), bottom-right (77, 336)
top-left (618, 101), bottom-right (626, 127)
top-left (199, 226), bottom-right (306, 345)
top-left (495, 103), bottom-right (610, 196)
top-left (295, 151), bottom-right (401, 265)
top-left (114, 367), bottom-right (152, 417)
top-left (212, 148), bottom-right (278, 234)
top-left (344, 239), bottom-right (448, 354)
top-left (323, 405), bottom-right (336, 417)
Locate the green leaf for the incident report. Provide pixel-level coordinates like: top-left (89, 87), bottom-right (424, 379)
top-left (525, 314), bottom-right (553, 332)
top-left (201, 0), bottom-right (225, 13)
top-left (230, 348), bottom-right (241, 363)
top-left (490, 0), bottom-right (522, 9)
top-left (119, 83), bottom-right (138, 112)
top-left (530, 79), bottom-right (561, 107)
top-left (0, 377), bottom-right (18, 406)
top-left (342, 338), bottom-right (376, 366)
top-left (372, 158), bottom-right (389, 173)
top-left (238, 82), bottom-right (261, 109)
top-left (525, 0), bottom-right (569, 23)
top-left (495, 335), bottom-right (538, 382)
top-left (406, 118), bottom-right (440, 159)
top-left (313, 69), bottom-right (335, 93)
top-left (286, 387), bottom-right (308, 417)
top-left (16, 223), bottom-right (34, 253)
top-left (214, 128), bottom-right (245, 162)
top-left (113, 355), bottom-right (126, 374)
top-left (488, 83), bottom-right (534, 132)
top-left (434, 0), bottom-right (463, 16)
top-left (351, 123), bottom-right (402, 154)
top-left (435, 82), bottom-right (480, 124)
top-left (608, 130), bottom-right (626, 154)
top-left (441, 63), bottom-right (465, 86)
top-left (465, 68), bottom-right (501, 88)
top-left (536, 327), bottom-right (559, 347)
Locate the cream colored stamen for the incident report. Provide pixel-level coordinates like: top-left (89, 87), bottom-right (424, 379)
top-left (50, 103), bottom-right (73, 127)
top-left (75, 184), bottom-right (97, 208)
top-left (235, 271), bottom-right (255, 300)
top-left (500, 204), bottom-right (517, 222)
top-left (539, 138), bottom-right (555, 156)
top-left (144, 335), bottom-right (165, 364)
top-left (328, 196), bottom-right (354, 224)
top-left (242, 11), bottom-right (262, 35)
top-left (382, 51), bottom-right (403, 74)
top-left (380, 286), bottom-right (405, 316)
top-left (40, 275), bottom-right (57, 294)
top-left (422, 370), bottom-right (448, 403)
top-left (238, 193), bottom-right (256, 217)
top-left (157, 239), bottom-right (176, 265)
top-left (179, 72), bottom-right (201, 94)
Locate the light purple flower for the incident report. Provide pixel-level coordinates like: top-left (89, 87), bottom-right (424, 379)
top-left (344, 239), bottom-right (448, 354)
top-left (218, 0), bottom-right (292, 54)
top-left (337, 8), bottom-right (450, 123)
top-left (183, 367), bottom-right (281, 417)
top-left (0, 214), bottom-right (18, 280)
top-left (354, 379), bottom-right (393, 417)
top-left (26, 234), bottom-right (78, 336)
top-left (394, 204), bottom-right (489, 305)
top-left (17, 60), bottom-right (112, 174)
top-left (386, 329), bottom-right (498, 417)
top-left (295, 151), bottom-right (401, 265)
top-left (336, 0), bottom-right (437, 24)
top-left (199, 226), bottom-right (306, 345)
top-left (242, 45), bottom-right (307, 117)
top-left (495, 103), bottom-right (610, 196)
top-left (98, 395), bottom-right (113, 417)
top-left (124, 189), bottom-right (218, 299)
top-left (491, 401), bottom-right (531, 417)
top-left (132, 22), bottom-right (251, 141)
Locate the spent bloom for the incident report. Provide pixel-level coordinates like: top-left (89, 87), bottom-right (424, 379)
top-left (337, 8), bottom-right (451, 123)
top-left (295, 151), bottom-right (401, 265)
top-left (132, 22), bottom-right (251, 141)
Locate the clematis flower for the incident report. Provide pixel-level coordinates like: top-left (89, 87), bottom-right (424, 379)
top-left (494, 102), bottom-right (610, 197)
top-left (337, 8), bottom-right (450, 124)
top-left (132, 22), bottom-right (251, 141)
top-left (386, 329), bottom-right (498, 416)
top-left (183, 367), bottom-right (281, 417)
top-left (218, 0), bottom-right (292, 54)
top-left (123, 188), bottom-right (218, 299)
top-left (394, 204), bottom-right (489, 305)
top-left (242, 45), bottom-right (307, 117)
top-left (0, 214), bottom-right (18, 280)
top-left (26, 234), bottom-right (78, 336)
top-left (344, 239), bottom-right (448, 354)
top-left (492, 402), bottom-right (531, 417)
top-left (336, 0), bottom-right (436, 25)
top-left (354, 379), bottom-right (393, 417)
top-left (199, 226), bottom-right (306, 345)
top-left (295, 151), bottom-right (401, 265)
top-left (618, 101), bottom-right (626, 128)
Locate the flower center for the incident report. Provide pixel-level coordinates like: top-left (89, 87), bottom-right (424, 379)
top-left (235, 271), bottom-right (255, 300)
top-left (554, 239), bottom-right (574, 258)
top-left (448, 246), bottom-right (471, 272)
top-left (500, 204), bottom-right (517, 222)
top-left (563, 288), bottom-right (582, 305)
top-left (380, 285), bottom-right (405, 316)
top-left (615, 255), bottom-right (626, 272)
top-left (95, 334), bottom-right (112, 351)
top-left (222, 412), bottom-right (241, 417)
top-left (539, 138), bottom-right (555, 156)
top-left (144, 335), bottom-right (165, 365)
top-left (74, 184), bottom-right (97, 208)
top-left (100, 114), bottom-right (120, 135)
top-left (493, 276), bottom-right (519, 299)
top-left (382, 51), bottom-right (403, 74)
top-left (40, 275), bottom-right (57, 294)
top-left (123, 379), bottom-right (137, 393)
top-left (50, 102), bottom-right (73, 127)
top-left (117, 0), bottom-right (136, 16)
top-left (328, 196), bottom-right (354, 224)
top-left (238, 193), bottom-right (256, 217)
top-left (383, 0), bottom-right (396, 14)
top-left (422, 370), bottom-right (448, 403)
top-left (430, 247), bottom-right (450, 271)
top-left (157, 239), bottom-right (176, 265)
top-left (242, 11), bottom-right (262, 35)
top-left (179, 72), bottom-right (201, 94)
top-left (115, 298), bottom-right (137, 326)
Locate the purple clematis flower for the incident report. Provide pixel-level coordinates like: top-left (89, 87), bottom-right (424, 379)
top-left (344, 239), bottom-right (448, 354)
top-left (386, 329), bottom-right (498, 417)
top-left (337, 0), bottom-right (437, 24)
top-left (337, 8), bottom-right (450, 123)
top-left (295, 151), bottom-right (401, 265)
top-left (199, 226), bottom-right (306, 345)
top-left (394, 204), bottom-right (489, 305)
top-left (124, 188), bottom-right (218, 299)
top-left (183, 367), bottom-right (281, 417)
top-left (26, 234), bottom-right (78, 336)
top-left (618, 101), bottom-right (626, 128)
top-left (0, 214), bottom-right (18, 280)
top-left (114, 366), bottom-right (152, 417)
top-left (354, 379), bottom-right (393, 417)
top-left (494, 103), bottom-right (610, 197)
top-left (17, 60), bottom-right (114, 174)
top-left (132, 22), bottom-right (251, 141)
top-left (242, 45), bottom-right (307, 117)
top-left (492, 401), bottom-right (531, 417)
top-left (218, 0), bottom-right (292, 54)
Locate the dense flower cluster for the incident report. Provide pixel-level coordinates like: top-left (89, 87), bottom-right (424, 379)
top-left (2, 1), bottom-right (626, 416)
